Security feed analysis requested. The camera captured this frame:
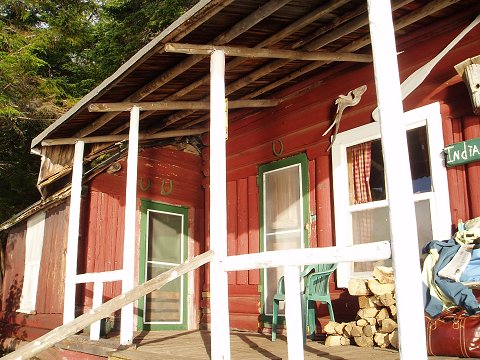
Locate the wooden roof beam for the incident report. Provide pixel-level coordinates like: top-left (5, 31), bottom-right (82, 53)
top-left (246, 0), bottom-right (457, 100)
top-left (147, 1), bottom-right (373, 133)
top-left (88, 99), bottom-right (280, 112)
top-left (41, 128), bottom-right (209, 146)
top-left (73, 0), bottom-right (291, 138)
top-left (113, 0), bottom-right (350, 135)
top-left (164, 43), bottom-right (373, 63)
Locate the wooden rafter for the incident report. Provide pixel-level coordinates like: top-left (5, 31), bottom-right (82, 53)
top-left (41, 128), bottom-right (209, 146)
top-left (246, 0), bottom-right (461, 100)
top-left (109, 0), bottom-right (350, 135)
top-left (146, 0), bottom-right (368, 133)
top-left (150, 0), bottom-right (403, 133)
top-left (88, 99), bottom-right (279, 113)
top-left (73, 0), bottom-right (291, 138)
top-left (164, 43), bottom-right (373, 62)
top-left (158, 0), bottom-right (455, 133)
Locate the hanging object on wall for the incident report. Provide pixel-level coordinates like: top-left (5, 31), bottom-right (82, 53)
top-left (139, 178), bottom-right (151, 191)
top-left (444, 137), bottom-right (480, 167)
top-left (161, 179), bottom-right (173, 195)
top-left (371, 14), bottom-right (480, 122)
top-left (272, 139), bottom-right (284, 157)
top-left (455, 55), bottom-right (480, 116)
top-left (323, 85), bottom-right (367, 151)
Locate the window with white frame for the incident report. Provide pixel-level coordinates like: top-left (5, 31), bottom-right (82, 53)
top-left (332, 102), bottom-right (451, 288)
top-left (18, 211), bottom-right (46, 313)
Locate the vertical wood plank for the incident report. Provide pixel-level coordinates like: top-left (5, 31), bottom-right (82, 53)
top-left (308, 160), bottom-right (317, 248)
top-left (247, 175), bottom-right (260, 285)
top-left (442, 110), bottom-right (469, 224)
top-left (2, 227), bottom-right (26, 312)
top-left (36, 213), bottom-right (52, 314)
top-left (227, 181), bottom-right (237, 285)
top-left (205, 185), bottom-right (211, 287)
top-left (464, 116), bottom-right (480, 218)
top-left (38, 204), bottom-right (68, 314)
top-left (237, 178), bottom-right (249, 284)
top-left (114, 196), bottom-right (125, 302)
top-left (315, 156), bottom-right (333, 247)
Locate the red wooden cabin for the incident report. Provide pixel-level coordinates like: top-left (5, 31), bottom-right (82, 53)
top-left (0, 0), bottom-right (479, 355)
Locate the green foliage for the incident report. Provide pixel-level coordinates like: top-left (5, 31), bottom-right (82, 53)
top-left (0, 0), bottom-right (195, 223)
top-left (89, 0), bottom-right (195, 78)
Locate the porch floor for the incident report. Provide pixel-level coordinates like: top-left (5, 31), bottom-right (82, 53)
top-left (102, 330), bottom-right (461, 360)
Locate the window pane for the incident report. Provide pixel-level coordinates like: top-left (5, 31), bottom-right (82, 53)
top-left (347, 139), bottom-right (386, 204)
top-left (145, 263), bottom-right (181, 323)
top-left (407, 126), bottom-right (432, 193)
top-left (148, 211), bottom-right (182, 264)
top-left (264, 166), bottom-right (301, 232)
top-left (351, 199), bottom-right (433, 272)
top-left (415, 199), bottom-right (433, 257)
top-left (351, 207), bottom-right (391, 272)
top-left (263, 162), bottom-right (303, 316)
top-left (347, 126), bottom-right (431, 205)
top-left (264, 230), bottom-right (303, 315)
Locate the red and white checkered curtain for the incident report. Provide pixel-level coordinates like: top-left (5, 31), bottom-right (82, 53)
top-left (351, 142), bottom-right (372, 204)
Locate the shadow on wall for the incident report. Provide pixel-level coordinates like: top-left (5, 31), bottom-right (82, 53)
top-left (0, 275), bottom-right (27, 354)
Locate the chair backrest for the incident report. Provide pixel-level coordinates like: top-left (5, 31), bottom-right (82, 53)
top-left (304, 263), bottom-right (337, 297)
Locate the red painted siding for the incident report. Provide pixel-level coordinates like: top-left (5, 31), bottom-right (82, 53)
top-left (202, 24), bottom-right (480, 331)
top-left (79, 147), bottom-right (205, 324)
top-left (37, 203), bottom-right (69, 314)
top-left (2, 17), bottom-right (479, 339)
top-left (1, 203), bottom-right (66, 343)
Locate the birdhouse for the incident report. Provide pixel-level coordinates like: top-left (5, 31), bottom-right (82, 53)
top-left (455, 55), bottom-right (480, 115)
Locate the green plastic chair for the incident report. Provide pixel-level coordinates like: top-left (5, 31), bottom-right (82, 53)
top-left (271, 263), bottom-right (337, 342)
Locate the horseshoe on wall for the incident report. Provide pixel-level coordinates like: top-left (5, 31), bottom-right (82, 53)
top-left (139, 177), bottom-right (151, 191)
top-left (272, 139), bottom-right (284, 157)
top-left (161, 179), bottom-right (173, 195)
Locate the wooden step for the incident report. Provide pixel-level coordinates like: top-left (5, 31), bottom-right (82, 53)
top-left (55, 334), bottom-right (128, 358)
top-left (109, 349), bottom-right (195, 360)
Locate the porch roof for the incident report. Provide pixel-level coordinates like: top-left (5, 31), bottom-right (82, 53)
top-left (31, 0), bottom-right (479, 149)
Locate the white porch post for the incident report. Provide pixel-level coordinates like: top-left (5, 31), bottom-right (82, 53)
top-left (120, 105), bottom-right (140, 345)
top-left (209, 50), bottom-right (231, 360)
top-left (283, 266), bottom-right (304, 360)
top-left (90, 281), bottom-right (104, 341)
top-left (367, 1), bottom-right (427, 359)
top-left (63, 140), bottom-right (85, 324)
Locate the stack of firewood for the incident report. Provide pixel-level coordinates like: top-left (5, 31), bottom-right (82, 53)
top-left (324, 266), bottom-right (398, 349)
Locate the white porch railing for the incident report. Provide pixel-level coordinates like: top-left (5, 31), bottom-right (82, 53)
top-left (219, 241), bottom-right (392, 360)
top-left (73, 269), bottom-right (124, 341)
top-left (2, 243), bottom-right (391, 360)
top-left (2, 251), bottom-right (215, 360)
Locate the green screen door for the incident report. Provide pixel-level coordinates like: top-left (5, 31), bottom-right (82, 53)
top-left (139, 200), bottom-right (188, 330)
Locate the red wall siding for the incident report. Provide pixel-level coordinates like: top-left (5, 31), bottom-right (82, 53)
top-left (80, 147), bottom-right (205, 323)
top-left (37, 203), bottom-right (69, 314)
top-left (202, 23), bottom-right (480, 331)
top-left (0, 203), bottom-right (67, 343)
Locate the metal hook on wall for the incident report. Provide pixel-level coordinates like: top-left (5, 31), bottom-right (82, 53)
top-left (272, 139), bottom-right (284, 157)
top-left (161, 179), bottom-right (173, 195)
top-left (139, 177), bottom-right (151, 191)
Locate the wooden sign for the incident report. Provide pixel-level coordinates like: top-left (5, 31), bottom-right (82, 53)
top-left (455, 55), bottom-right (480, 115)
top-left (444, 138), bottom-right (480, 167)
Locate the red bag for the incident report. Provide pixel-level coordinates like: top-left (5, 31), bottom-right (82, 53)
top-left (425, 307), bottom-right (480, 357)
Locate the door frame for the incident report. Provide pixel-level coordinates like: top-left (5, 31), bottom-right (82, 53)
top-left (258, 153), bottom-right (310, 324)
top-left (137, 199), bottom-right (189, 330)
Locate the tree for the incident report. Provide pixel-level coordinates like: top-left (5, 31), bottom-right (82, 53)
top-left (0, 0), bottom-right (195, 223)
